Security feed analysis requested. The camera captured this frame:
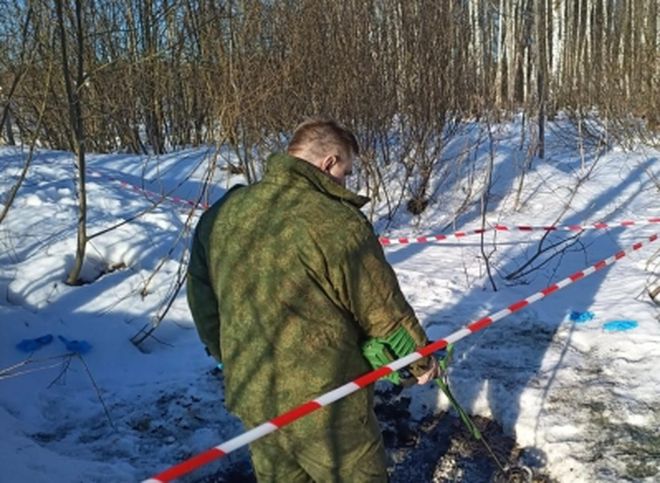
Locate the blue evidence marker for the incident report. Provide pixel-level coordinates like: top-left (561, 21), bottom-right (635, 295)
top-left (569, 311), bottom-right (595, 323)
top-left (602, 320), bottom-right (638, 332)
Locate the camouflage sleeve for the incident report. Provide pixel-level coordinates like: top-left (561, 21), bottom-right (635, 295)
top-left (331, 219), bottom-right (435, 376)
top-left (186, 185), bottom-right (246, 362)
top-left (186, 212), bottom-right (221, 362)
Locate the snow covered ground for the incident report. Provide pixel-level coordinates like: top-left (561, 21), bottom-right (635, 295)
top-left (1, 120), bottom-right (658, 482)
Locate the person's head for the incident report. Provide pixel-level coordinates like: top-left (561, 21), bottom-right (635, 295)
top-left (287, 118), bottom-right (359, 187)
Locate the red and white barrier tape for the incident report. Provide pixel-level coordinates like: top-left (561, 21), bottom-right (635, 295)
top-left (378, 218), bottom-right (660, 246)
top-left (87, 168), bottom-right (659, 240)
top-left (88, 169), bottom-right (209, 211)
top-left (144, 232), bottom-right (658, 483)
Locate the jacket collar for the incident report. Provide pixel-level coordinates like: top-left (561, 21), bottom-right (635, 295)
top-left (264, 153), bottom-right (370, 208)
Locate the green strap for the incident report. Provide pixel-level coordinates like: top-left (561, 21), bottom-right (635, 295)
top-left (434, 344), bottom-right (482, 439)
top-left (434, 345), bottom-right (508, 472)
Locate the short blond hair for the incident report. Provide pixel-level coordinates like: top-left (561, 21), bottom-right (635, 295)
top-left (288, 118), bottom-right (360, 158)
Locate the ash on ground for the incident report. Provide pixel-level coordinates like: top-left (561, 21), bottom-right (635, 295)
top-left (201, 385), bottom-right (555, 483)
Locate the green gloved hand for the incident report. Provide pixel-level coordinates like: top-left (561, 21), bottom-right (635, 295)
top-left (362, 326), bottom-right (424, 385)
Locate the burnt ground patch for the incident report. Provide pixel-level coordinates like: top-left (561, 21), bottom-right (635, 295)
top-left (198, 386), bottom-right (555, 483)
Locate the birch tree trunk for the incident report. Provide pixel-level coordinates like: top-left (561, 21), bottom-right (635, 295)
top-left (55, 0), bottom-right (88, 286)
top-left (536, 0), bottom-right (547, 158)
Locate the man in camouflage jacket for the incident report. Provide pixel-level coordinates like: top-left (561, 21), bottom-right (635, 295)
top-left (187, 119), bottom-right (437, 482)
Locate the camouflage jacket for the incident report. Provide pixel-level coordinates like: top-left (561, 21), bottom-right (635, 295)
top-left (187, 153), bottom-right (433, 432)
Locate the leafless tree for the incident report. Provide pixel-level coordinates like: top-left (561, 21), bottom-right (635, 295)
top-left (1, 0), bottom-right (658, 308)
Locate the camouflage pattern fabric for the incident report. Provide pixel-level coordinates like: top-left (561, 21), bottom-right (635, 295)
top-left (249, 407), bottom-right (388, 483)
top-left (187, 153), bottom-right (434, 478)
top-left (187, 184), bottom-right (245, 361)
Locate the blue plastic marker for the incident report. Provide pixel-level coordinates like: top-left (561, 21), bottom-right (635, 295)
top-left (15, 334), bottom-right (54, 353)
top-left (602, 320), bottom-right (638, 332)
top-left (569, 311), bottom-right (595, 323)
top-left (58, 335), bottom-right (93, 354)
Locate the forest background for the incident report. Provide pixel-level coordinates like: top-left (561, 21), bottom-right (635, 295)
top-left (1, 0), bottom-right (658, 285)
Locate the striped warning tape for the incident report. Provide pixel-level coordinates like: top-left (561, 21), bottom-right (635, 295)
top-left (143, 232), bottom-right (658, 482)
top-left (86, 168), bottom-right (658, 241)
top-left (88, 168), bottom-right (209, 211)
top-left (378, 218), bottom-right (660, 246)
